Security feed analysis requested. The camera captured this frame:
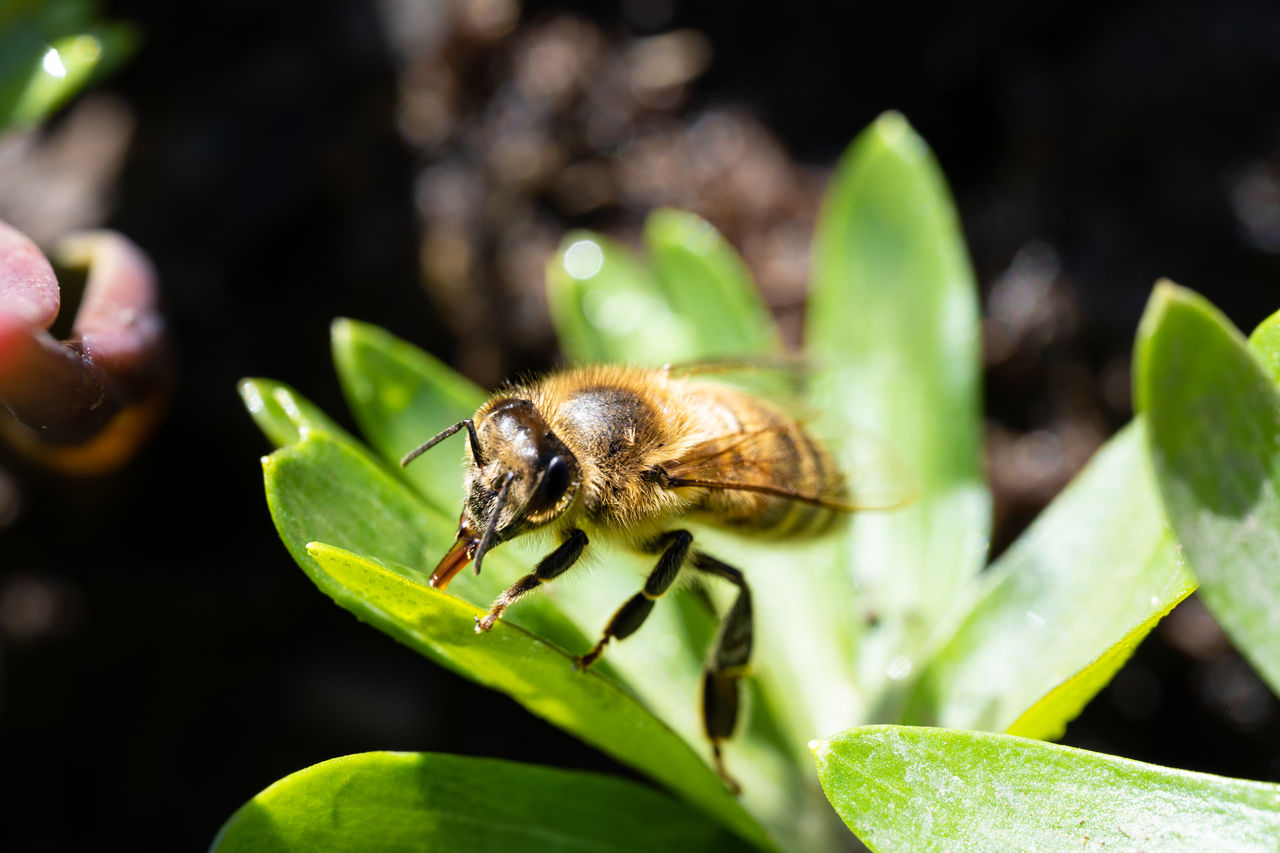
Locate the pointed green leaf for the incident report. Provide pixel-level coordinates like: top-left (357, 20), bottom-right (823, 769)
top-left (238, 377), bottom-right (354, 449)
top-left (301, 544), bottom-right (771, 852)
top-left (547, 212), bottom-right (776, 365)
top-left (211, 751), bottom-right (753, 853)
top-left (807, 111), bottom-right (989, 709)
top-left (0, 22), bottom-right (135, 129)
top-left (330, 318), bottom-right (483, 512)
top-left (262, 432), bottom-right (587, 655)
top-left (1004, 585), bottom-right (1183, 740)
top-left (1137, 282), bottom-right (1280, 695)
top-left (547, 231), bottom-right (689, 364)
top-left (813, 726), bottom-right (1280, 853)
top-left (644, 208), bottom-right (779, 355)
top-left (902, 422), bottom-right (1195, 734)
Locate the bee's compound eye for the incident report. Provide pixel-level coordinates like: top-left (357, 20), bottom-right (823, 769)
top-left (527, 455), bottom-right (572, 515)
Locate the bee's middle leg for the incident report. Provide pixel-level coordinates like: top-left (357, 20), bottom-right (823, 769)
top-left (476, 528), bottom-right (587, 632)
top-left (575, 529), bottom-right (691, 669)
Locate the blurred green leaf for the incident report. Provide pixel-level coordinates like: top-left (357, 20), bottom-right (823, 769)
top-left (330, 318), bottom-right (482, 513)
top-left (644, 208), bottom-right (780, 356)
top-left (547, 231), bottom-right (687, 364)
top-left (1004, 582), bottom-right (1182, 740)
top-left (547, 208), bottom-right (782, 365)
top-left (0, 0), bottom-right (135, 128)
top-left (211, 751), bottom-right (754, 853)
top-left (1247, 307), bottom-right (1280, 383)
top-left (902, 422), bottom-right (1195, 735)
top-left (300, 544), bottom-right (771, 852)
top-left (812, 726), bottom-right (1280, 853)
top-left (808, 111), bottom-right (989, 711)
top-left (1137, 282), bottom-right (1280, 695)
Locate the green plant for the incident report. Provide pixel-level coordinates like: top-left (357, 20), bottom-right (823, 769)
top-left (221, 113), bottom-right (1280, 851)
top-left (0, 0), bottom-right (135, 129)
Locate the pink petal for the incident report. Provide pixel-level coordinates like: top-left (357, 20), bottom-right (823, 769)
top-left (0, 221), bottom-right (170, 469)
top-left (0, 220), bottom-right (60, 329)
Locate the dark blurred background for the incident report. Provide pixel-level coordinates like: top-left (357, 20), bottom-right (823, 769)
top-left (2, 0), bottom-right (1279, 848)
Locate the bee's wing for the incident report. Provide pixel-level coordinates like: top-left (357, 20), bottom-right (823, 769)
top-left (664, 356), bottom-right (812, 409)
top-left (661, 426), bottom-right (917, 512)
top-left (664, 354), bottom-right (809, 381)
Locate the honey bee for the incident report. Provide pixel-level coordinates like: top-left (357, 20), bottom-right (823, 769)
top-left (401, 362), bottom-right (869, 791)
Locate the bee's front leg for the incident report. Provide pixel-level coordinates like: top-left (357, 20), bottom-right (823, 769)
top-left (574, 529), bottom-right (691, 669)
top-left (476, 528), bottom-right (587, 632)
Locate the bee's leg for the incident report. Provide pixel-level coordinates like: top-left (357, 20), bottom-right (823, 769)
top-left (475, 528), bottom-right (587, 633)
top-left (575, 529), bottom-right (691, 669)
top-left (692, 552), bottom-right (751, 794)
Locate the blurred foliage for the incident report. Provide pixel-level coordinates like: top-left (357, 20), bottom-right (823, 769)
top-left (0, 0), bottom-right (134, 129)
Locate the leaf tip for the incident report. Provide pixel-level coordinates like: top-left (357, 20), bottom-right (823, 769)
top-left (1144, 278), bottom-right (1189, 318)
top-left (870, 110), bottom-right (925, 160)
top-left (238, 378), bottom-right (263, 413)
top-left (330, 317), bottom-right (355, 346)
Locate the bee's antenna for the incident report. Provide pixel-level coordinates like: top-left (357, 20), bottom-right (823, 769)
top-left (401, 419), bottom-right (485, 468)
top-left (473, 471), bottom-right (514, 576)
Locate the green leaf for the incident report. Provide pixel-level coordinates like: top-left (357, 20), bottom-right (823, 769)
top-left (812, 726), bottom-right (1280, 853)
top-left (1004, 585), bottom-right (1182, 740)
top-left (547, 231), bottom-right (688, 364)
top-left (211, 751), bottom-right (753, 853)
top-left (546, 211), bottom-right (777, 364)
top-left (238, 377), bottom-right (354, 449)
top-left (301, 544), bottom-right (771, 852)
top-left (330, 318), bottom-right (483, 513)
top-left (0, 0), bottom-right (136, 129)
top-left (260, 433), bottom-right (772, 850)
top-left (644, 208), bottom-right (780, 355)
top-left (902, 422), bottom-right (1195, 735)
top-left (1137, 282), bottom-right (1280, 695)
top-left (1247, 307), bottom-right (1280, 383)
top-left (807, 111), bottom-right (989, 710)
top-left (263, 431), bottom-right (586, 655)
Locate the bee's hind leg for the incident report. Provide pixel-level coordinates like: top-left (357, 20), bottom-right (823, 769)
top-left (575, 529), bottom-right (691, 669)
top-left (476, 528), bottom-right (587, 632)
top-left (692, 552), bottom-right (751, 795)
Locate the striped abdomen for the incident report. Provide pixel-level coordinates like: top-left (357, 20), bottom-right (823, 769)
top-left (681, 384), bottom-right (845, 539)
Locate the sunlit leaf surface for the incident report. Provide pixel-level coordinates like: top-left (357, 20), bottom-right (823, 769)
top-left (902, 423), bottom-right (1195, 736)
top-left (301, 543), bottom-right (769, 851)
top-left (212, 751), bottom-right (753, 853)
top-left (813, 726), bottom-right (1280, 853)
top-left (1137, 282), bottom-right (1280, 695)
top-left (331, 318), bottom-right (482, 513)
top-left (808, 111), bottom-right (990, 718)
top-left (644, 208), bottom-right (780, 356)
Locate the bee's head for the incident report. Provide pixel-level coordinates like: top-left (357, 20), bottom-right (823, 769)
top-left (404, 398), bottom-right (580, 589)
top-left (463, 397), bottom-right (580, 540)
